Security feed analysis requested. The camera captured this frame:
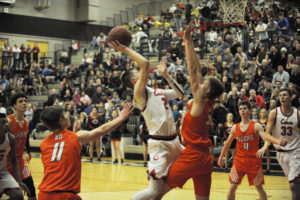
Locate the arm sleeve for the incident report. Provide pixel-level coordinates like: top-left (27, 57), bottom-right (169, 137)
top-left (25, 133), bottom-right (31, 153)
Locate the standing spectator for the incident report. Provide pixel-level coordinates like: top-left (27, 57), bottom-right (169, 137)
top-left (19, 44), bottom-right (26, 69)
top-left (25, 44), bottom-right (32, 65)
top-left (1, 42), bottom-right (11, 67)
top-left (277, 15), bottom-right (291, 35)
top-left (32, 43), bottom-right (40, 63)
top-left (255, 20), bottom-right (268, 49)
top-left (88, 107), bottom-right (102, 162)
top-left (173, 4), bottom-right (183, 33)
top-left (12, 44), bottom-right (21, 70)
top-left (227, 87), bottom-right (240, 123)
top-left (109, 110), bottom-right (124, 164)
top-left (185, 0), bottom-right (193, 24)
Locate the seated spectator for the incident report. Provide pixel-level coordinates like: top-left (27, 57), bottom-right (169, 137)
top-left (249, 89), bottom-right (265, 109)
top-left (272, 65), bottom-right (290, 87)
top-left (90, 36), bottom-right (98, 49)
top-left (71, 40), bottom-right (80, 54)
top-left (214, 37), bottom-right (230, 55)
top-left (233, 46), bottom-right (247, 64)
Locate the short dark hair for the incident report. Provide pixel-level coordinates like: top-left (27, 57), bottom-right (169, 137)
top-left (40, 106), bottom-right (65, 131)
top-left (11, 92), bottom-right (27, 106)
top-left (238, 100), bottom-right (251, 110)
top-left (279, 88), bottom-right (292, 96)
top-left (207, 77), bottom-right (224, 100)
top-left (120, 69), bottom-right (135, 89)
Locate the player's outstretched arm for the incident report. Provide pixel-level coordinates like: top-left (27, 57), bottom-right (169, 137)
top-left (8, 134), bottom-right (31, 196)
top-left (264, 110), bottom-right (288, 146)
top-left (184, 22), bottom-right (203, 90)
top-left (157, 57), bottom-right (184, 99)
top-left (111, 40), bottom-right (149, 106)
top-left (255, 123), bottom-right (270, 157)
top-left (218, 125), bottom-right (236, 168)
top-left (77, 103), bottom-right (133, 144)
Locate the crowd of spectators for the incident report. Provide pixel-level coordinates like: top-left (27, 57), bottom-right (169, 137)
top-left (0, 0), bottom-right (300, 165)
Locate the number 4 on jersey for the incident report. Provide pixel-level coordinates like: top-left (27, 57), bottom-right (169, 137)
top-left (51, 142), bottom-right (65, 162)
top-left (243, 142), bottom-right (249, 151)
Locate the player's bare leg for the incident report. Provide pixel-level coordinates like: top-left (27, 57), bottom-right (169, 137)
top-left (254, 185), bottom-right (267, 200)
top-left (227, 183), bottom-right (238, 200)
top-left (290, 178), bottom-right (300, 200)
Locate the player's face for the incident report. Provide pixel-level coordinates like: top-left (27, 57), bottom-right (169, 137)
top-left (14, 97), bottom-right (27, 113)
top-left (279, 91), bottom-right (291, 105)
top-left (0, 117), bottom-right (8, 136)
top-left (239, 105), bottom-right (250, 117)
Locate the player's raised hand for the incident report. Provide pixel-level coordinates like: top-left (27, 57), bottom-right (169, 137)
top-left (118, 102), bottom-right (133, 120)
top-left (256, 148), bottom-right (266, 158)
top-left (184, 22), bottom-right (194, 42)
top-left (110, 40), bottom-right (127, 52)
top-left (157, 57), bottom-right (168, 78)
top-left (279, 139), bottom-right (288, 147)
top-left (217, 156), bottom-right (224, 168)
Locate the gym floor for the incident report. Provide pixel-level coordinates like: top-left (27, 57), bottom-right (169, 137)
top-left (25, 154), bottom-right (291, 200)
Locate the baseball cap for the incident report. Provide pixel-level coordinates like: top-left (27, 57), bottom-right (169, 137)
top-left (0, 107), bottom-right (6, 118)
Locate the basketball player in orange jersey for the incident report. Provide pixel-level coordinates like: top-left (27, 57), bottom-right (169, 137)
top-left (218, 101), bottom-right (287, 200)
top-left (154, 22), bottom-right (224, 200)
top-left (7, 93), bottom-right (37, 199)
top-left (0, 107), bottom-right (30, 199)
top-left (38, 103), bottom-right (132, 200)
top-left (110, 39), bottom-right (184, 200)
top-left (264, 88), bottom-right (300, 200)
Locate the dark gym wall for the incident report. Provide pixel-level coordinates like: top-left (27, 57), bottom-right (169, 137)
top-left (0, 13), bottom-right (112, 41)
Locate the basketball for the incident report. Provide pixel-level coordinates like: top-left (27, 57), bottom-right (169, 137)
top-left (108, 26), bottom-right (132, 47)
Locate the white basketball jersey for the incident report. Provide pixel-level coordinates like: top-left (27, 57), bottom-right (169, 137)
top-left (272, 107), bottom-right (300, 150)
top-left (134, 87), bottom-right (178, 136)
top-left (0, 134), bottom-right (11, 170)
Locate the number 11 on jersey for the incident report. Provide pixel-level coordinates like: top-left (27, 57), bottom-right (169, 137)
top-left (51, 142), bottom-right (65, 162)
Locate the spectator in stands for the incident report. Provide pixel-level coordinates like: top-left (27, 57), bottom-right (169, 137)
top-left (12, 44), bottom-right (21, 70)
top-left (87, 107), bottom-right (102, 162)
top-left (272, 65), bottom-right (290, 87)
top-left (185, 0), bottom-right (193, 24)
top-left (214, 37), bottom-right (230, 55)
top-left (32, 43), bottom-right (40, 63)
top-left (227, 87), bottom-right (240, 123)
top-left (1, 42), bottom-right (11, 67)
top-left (277, 14), bottom-right (291, 35)
top-left (260, 59), bottom-right (273, 82)
top-left (249, 89), bottom-right (265, 109)
top-left (255, 19), bottom-right (268, 49)
top-left (173, 4), bottom-right (183, 33)
top-left (44, 89), bottom-right (59, 107)
top-left (80, 91), bottom-right (90, 105)
top-left (233, 46), bottom-right (247, 64)
top-left (230, 37), bottom-right (241, 56)
top-left (90, 36), bottom-right (98, 50)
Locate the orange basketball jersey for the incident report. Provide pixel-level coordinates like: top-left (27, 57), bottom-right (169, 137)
top-left (234, 121), bottom-right (259, 157)
top-left (181, 98), bottom-right (214, 148)
top-left (7, 114), bottom-right (28, 167)
top-left (38, 129), bottom-right (82, 193)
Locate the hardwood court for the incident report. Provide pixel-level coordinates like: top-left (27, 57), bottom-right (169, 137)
top-left (27, 156), bottom-right (291, 200)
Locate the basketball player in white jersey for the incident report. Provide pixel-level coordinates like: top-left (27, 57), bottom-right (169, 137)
top-left (264, 88), bottom-right (300, 200)
top-left (110, 41), bottom-right (184, 200)
top-left (0, 107), bottom-right (29, 199)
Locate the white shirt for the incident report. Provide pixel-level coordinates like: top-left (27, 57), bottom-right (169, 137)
top-left (208, 32), bottom-right (218, 42)
top-left (255, 23), bottom-right (268, 40)
top-left (272, 107), bottom-right (300, 150)
top-left (134, 87), bottom-right (178, 136)
top-left (0, 134), bottom-right (10, 170)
